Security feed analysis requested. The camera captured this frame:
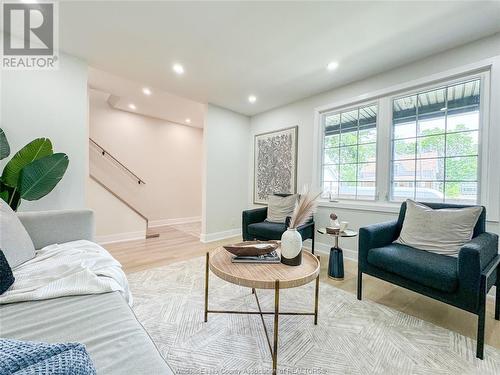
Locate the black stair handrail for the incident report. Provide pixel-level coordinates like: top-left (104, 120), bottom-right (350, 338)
top-left (89, 138), bottom-right (146, 185)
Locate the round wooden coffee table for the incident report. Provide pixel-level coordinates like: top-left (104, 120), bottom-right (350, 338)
top-left (204, 247), bottom-right (320, 373)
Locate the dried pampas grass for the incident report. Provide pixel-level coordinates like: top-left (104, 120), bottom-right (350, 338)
top-left (289, 187), bottom-right (321, 229)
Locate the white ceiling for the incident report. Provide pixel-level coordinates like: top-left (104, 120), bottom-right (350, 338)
top-left (88, 68), bottom-right (206, 128)
top-left (60, 1), bottom-right (500, 116)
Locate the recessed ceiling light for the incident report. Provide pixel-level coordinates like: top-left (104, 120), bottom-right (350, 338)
top-left (248, 95), bottom-right (257, 103)
top-left (327, 61), bottom-right (339, 71)
top-left (172, 63), bottom-right (184, 75)
top-left (142, 87), bottom-right (152, 96)
top-left (128, 103), bottom-right (136, 110)
top-left (185, 118), bottom-right (191, 124)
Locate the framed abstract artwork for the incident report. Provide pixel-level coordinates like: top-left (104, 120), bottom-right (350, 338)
top-left (254, 126), bottom-right (298, 204)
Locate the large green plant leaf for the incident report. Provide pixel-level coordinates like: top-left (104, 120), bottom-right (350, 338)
top-left (0, 187), bottom-right (9, 203)
top-left (1, 138), bottom-right (53, 187)
top-left (18, 153), bottom-right (69, 201)
top-left (0, 128), bottom-right (10, 160)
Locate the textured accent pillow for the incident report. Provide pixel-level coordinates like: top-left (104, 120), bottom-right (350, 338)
top-left (395, 200), bottom-right (483, 256)
top-left (266, 194), bottom-right (298, 223)
top-left (0, 338), bottom-right (96, 375)
top-left (0, 250), bottom-right (15, 295)
top-left (0, 201), bottom-right (35, 268)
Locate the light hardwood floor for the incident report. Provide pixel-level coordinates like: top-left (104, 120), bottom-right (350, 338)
top-left (104, 223), bottom-right (500, 350)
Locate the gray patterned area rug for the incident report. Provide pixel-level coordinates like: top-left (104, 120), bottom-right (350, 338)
top-left (127, 257), bottom-right (500, 374)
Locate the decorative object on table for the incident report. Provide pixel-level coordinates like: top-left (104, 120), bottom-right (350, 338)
top-left (0, 128), bottom-right (69, 211)
top-left (357, 200), bottom-right (499, 360)
top-left (253, 126), bottom-right (297, 204)
top-left (281, 188), bottom-right (320, 266)
top-left (231, 250), bottom-right (281, 264)
top-left (317, 227), bottom-right (358, 280)
top-left (327, 212), bottom-right (340, 234)
top-left (339, 221), bottom-right (349, 232)
top-left (223, 240), bottom-right (279, 256)
top-left (329, 212), bottom-right (340, 228)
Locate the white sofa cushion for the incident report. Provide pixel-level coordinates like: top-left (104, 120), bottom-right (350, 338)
top-left (0, 201), bottom-right (35, 268)
top-left (395, 199), bottom-right (483, 256)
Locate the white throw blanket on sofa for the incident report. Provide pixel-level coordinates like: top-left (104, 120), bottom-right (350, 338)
top-left (0, 240), bottom-right (132, 305)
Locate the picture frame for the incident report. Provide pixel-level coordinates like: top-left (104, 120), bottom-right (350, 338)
top-left (253, 126), bottom-right (298, 204)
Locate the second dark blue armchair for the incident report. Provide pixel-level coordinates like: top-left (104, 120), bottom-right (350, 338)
top-left (358, 201), bottom-right (499, 359)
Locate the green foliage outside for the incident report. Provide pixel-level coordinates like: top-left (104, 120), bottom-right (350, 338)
top-left (324, 123), bottom-right (478, 199)
top-left (324, 127), bottom-right (376, 184)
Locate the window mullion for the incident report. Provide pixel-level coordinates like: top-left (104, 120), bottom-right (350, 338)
top-left (443, 87), bottom-right (449, 203)
top-left (376, 97), bottom-right (391, 202)
top-left (414, 95), bottom-right (419, 200)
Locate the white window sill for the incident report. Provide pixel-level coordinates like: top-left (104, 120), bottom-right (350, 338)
top-left (317, 199), bottom-right (401, 214)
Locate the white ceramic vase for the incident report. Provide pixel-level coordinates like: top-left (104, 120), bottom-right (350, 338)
top-left (280, 228), bottom-right (302, 266)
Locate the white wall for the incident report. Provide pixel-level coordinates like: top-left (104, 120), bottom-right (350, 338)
top-left (89, 89), bottom-right (203, 229)
top-left (202, 104), bottom-right (250, 242)
top-left (0, 53), bottom-right (88, 211)
top-left (250, 33), bottom-right (500, 256)
top-left (86, 178), bottom-right (146, 243)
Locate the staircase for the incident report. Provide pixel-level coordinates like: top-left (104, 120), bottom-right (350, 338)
top-left (89, 138), bottom-right (159, 239)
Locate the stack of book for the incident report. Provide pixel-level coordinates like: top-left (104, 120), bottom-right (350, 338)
top-left (231, 250), bottom-right (280, 264)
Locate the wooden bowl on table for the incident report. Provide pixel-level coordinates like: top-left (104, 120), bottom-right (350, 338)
top-left (223, 241), bottom-right (279, 256)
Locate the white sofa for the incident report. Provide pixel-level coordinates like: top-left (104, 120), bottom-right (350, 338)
top-left (0, 210), bottom-right (173, 374)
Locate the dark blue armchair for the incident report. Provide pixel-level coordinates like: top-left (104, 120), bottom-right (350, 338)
top-left (358, 201), bottom-right (499, 359)
top-left (242, 207), bottom-right (315, 254)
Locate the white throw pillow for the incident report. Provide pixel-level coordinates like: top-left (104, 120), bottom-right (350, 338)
top-left (0, 201), bottom-right (35, 268)
top-left (395, 199), bottom-right (483, 256)
top-left (266, 194), bottom-right (298, 223)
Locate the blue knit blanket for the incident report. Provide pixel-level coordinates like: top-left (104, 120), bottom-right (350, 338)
top-left (0, 338), bottom-right (96, 375)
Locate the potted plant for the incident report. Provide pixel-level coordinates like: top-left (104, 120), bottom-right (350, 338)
top-left (0, 128), bottom-right (69, 211)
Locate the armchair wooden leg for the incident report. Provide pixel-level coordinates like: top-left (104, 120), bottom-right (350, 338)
top-left (357, 271), bottom-right (362, 301)
top-left (476, 275), bottom-right (487, 360)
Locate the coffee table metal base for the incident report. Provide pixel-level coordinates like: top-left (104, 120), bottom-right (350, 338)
top-left (204, 252), bottom-right (320, 374)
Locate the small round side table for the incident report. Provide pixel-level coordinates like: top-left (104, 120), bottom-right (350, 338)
top-left (317, 228), bottom-right (358, 280)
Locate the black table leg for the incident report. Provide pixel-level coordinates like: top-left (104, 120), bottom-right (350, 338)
top-left (328, 247), bottom-right (344, 280)
top-left (204, 252), bottom-right (209, 322)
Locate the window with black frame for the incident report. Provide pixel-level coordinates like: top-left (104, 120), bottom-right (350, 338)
top-left (391, 79), bottom-right (481, 204)
top-left (322, 104), bottom-right (378, 200)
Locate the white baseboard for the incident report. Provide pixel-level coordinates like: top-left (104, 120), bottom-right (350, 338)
top-left (97, 230), bottom-right (146, 245)
top-left (200, 228), bottom-right (241, 243)
top-left (149, 216), bottom-right (201, 228)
